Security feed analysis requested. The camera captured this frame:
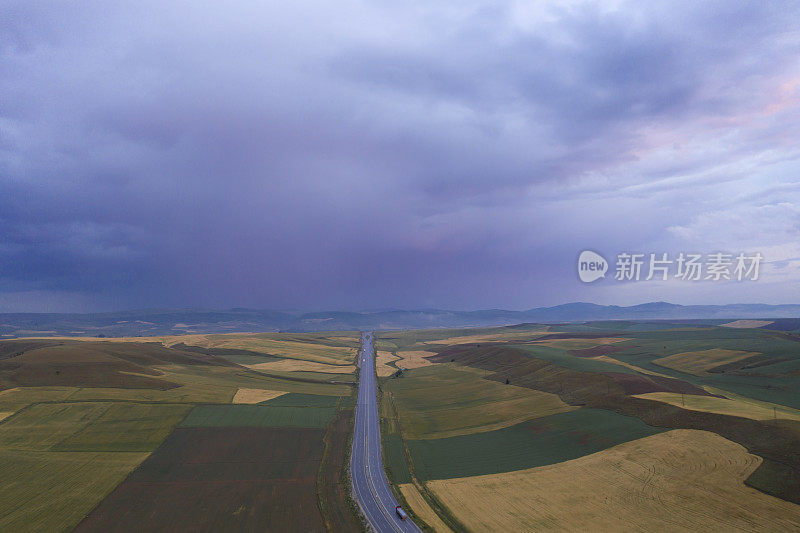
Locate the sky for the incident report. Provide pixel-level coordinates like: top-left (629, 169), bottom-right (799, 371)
top-left (1, 0), bottom-right (800, 312)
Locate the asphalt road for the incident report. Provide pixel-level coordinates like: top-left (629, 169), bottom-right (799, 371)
top-left (351, 332), bottom-right (420, 533)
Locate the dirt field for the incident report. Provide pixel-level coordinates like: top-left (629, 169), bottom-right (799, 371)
top-left (395, 350), bottom-right (438, 369)
top-left (428, 429), bottom-right (800, 532)
top-left (317, 408), bottom-right (362, 531)
top-left (636, 390), bottom-right (800, 422)
top-left (232, 388), bottom-right (287, 404)
top-left (653, 348), bottom-right (757, 375)
top-left (76, 426), bottom-right (328, 532)
top-left (245, 359), bottom-right (355, 374)
top-left (399, 483), bottom-right (452, 532)
top-left (721, 320), bottom-right (774, 328)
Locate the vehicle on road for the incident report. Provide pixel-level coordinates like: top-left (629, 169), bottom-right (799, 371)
top-left (396, 506), bottom-right (408, 520)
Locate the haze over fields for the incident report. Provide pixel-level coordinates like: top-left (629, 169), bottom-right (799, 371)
top-left (3, 1), bottom-right (800, 313)
top-left (3, 303), bottom-right (800, 337)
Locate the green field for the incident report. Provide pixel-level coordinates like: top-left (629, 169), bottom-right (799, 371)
top-left (0, 401), bottom-right (190, 531)
top-left (54, 403), bottom-right (191, 452)
top-left (0, 402), bottom-right (190, 452)
top-left (405, 408), bottom-right (665, 480)
top-left (264, 392), bottom-right (342, 408)
top-left (383, 432), bottom-right (412, 484)
top-left (180, 403), bottom-right (337, 428)
top-left (0, 448), bottom-right (147, 532)
top-left (384, 364), bottom-right (575, 439)
top-left (575, 327), bottom-right (800, 409)
top-left (513, 344), bottom-right (639, 374)
top-left (0, 403), bottom-right (113, 451)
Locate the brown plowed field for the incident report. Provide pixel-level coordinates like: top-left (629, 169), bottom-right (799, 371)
top-left (76, 426), bottom-right (327, 532)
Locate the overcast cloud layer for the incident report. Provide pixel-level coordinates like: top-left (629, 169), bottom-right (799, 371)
top-left (2, 0), bottom-right (799, 312)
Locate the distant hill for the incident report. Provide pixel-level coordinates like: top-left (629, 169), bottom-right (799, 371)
top-left (1, 302), bottom-right (800, 337)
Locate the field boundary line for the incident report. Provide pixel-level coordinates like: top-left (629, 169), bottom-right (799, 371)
top-left (382, 386), bottom-right (466, 532)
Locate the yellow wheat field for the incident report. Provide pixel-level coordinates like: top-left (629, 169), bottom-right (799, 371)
top-left (231, 388), bottom-right (288, 404)
top-left (653, 349), bottom-right (757, 375)
top-left (591, 356), bottom-right (674, 378)
top-left (395, 350), bottom-right (438, 369)
top-left (720, 320), bottom-right (774, 328)
top-left (172, 335), bottom-right (355, 364)
top-left (423, 330), bottom-right (551, 346)
top-left (245, 359), bottom-right (355, 374)
top-left (530, 337), bottom-right (629, 349)
top-left (27, 333), bottom-right (356, 364)
top-left (376, 351), bottom-right (400, 377)
top-left (399, 484), bottom-right (452, 532)
top-left (427, 429), bottom-right (800, 532)
top-left (636, 390), bottom-right (800, 422)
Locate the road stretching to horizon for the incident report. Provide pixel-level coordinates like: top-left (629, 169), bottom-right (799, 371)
top-left (351, 332), bottom-right (421, 533)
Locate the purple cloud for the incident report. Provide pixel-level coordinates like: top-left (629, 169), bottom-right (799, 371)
top-left (1, 1), bottom-right (799, 311)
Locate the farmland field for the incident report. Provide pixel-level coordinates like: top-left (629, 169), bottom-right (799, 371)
top-left (635, 389), bottom-right (800, 422)
top-left (244, 358), bottom-right (355, 374)
top-left (76, 426), bottom-right (328, 532)
top-left (376, 350), bottom-right (400, 376)
top-left (0, 449), bottom-right (147, 532)
top-left (399, 483), bottom-right (452, 533)
top-left (159, 332), bottom-right (360, 364)
top-left (179, 403), bottom-right (337, 428)
top-left (427, 429), bottom-right (800, 531)
top-left (0, 400), bottom-right (190, 531)
top-left (0, 333), bottom-right (360, 532)
top-left (53, 403), bottom-right (191, 452)
top-left (394, 350), bottom-right (437, 369)
top-left (29, 332), bottom-right (362, 362)
top-left (377, 321), bottom-right (800, 530)
top-left (4, 321), bottom-right (800, 532)
top-left (318, 408), bottom-right (362, 531)
top-left (406, 408), bottom-right (665, 480)
top-left (652, 348), bottom-right (758, 375)
top-left (231, 387), bottom-right (287, 404)
top-left (383, 364), bottom-right (575, 439)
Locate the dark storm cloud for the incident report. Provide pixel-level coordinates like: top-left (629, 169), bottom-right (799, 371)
top-left (1, 1), bottom-right (799, 311)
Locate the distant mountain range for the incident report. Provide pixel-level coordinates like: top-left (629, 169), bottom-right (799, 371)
top-left (1, 302), bottom-right (800, 337)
